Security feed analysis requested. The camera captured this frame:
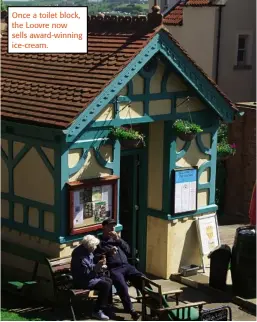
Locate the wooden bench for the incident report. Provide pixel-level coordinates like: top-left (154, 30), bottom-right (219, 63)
top-left (45, 255), bottom-right (98, 321)
top-left (2, 240), bottom-right (45, 296)
top-left (46, 255), bottom-right (143, 320)
top-left (141, 277), bottom-right (232, 321)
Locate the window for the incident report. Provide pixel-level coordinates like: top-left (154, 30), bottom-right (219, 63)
top-left (237, 34), bottom-right (248, 65)
top-left (68, 175), bottom-right (118, 235)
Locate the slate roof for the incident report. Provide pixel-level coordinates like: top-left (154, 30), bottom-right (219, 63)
top-left (1, 9), bottom-right (236, 129)
top-left (163, 0), bottom-right (211, 25)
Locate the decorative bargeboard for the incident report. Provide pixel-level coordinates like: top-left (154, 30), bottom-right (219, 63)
top-left (68, 175), bottom-right (118, 235)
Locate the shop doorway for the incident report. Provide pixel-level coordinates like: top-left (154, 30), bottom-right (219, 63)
top-left (119, 150), bottom-right (147, 272)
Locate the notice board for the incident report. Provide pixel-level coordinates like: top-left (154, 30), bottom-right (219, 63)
top-left (68, 175), bottom-right (118, 235)
top-left (173, 167), bottom-right (198, 215)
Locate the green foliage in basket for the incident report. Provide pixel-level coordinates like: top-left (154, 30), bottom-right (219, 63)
top-left (217, 142), bottom-right (236, 157)
top-left (172, 119), bottom-right (203, 134)
top-left (109, 127), bottom-right (145, 146)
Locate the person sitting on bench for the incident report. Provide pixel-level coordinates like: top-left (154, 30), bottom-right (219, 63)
top-left (71, 234), bottom-right (113, 321)
top-left (95, 218), bottom-right (143, 321)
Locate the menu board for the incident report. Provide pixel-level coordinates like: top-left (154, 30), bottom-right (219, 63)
top-left (173, 168), bottom-right (198, 214)
top-left (72, 184), bottom-right (113, 228)
top-left (196, 213), bottom-right (220, 256)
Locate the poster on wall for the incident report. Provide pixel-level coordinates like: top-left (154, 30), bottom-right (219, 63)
top-left (73, 189), bottom-right (84, 225)
top-left (72, 183), bottom-right (113, 229)
top-left (173, 167), bottom-right (198, 214)
top-left (196, 213), bottom-right (220, 256)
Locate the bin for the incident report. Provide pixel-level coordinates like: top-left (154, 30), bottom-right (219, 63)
top-left (208, 244), bottom-right (231, 291)
top-left (231, 226), bottom-right (256, 298)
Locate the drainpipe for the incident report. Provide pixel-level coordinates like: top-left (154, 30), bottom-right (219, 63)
top-left (215, 5), bottom-right (223, 84)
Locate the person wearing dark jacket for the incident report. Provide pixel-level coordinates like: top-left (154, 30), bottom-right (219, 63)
top-left (71, 235), bottom-right (113, 321)
top-left (95, 218), bottom-right (143, 321)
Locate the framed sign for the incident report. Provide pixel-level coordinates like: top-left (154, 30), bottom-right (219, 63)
top-left (173, 167), bottom-right (198, 215)
top-left (68, 175), bottom-right (118, 235)
top-left (196, 213), bottom-right (220, 256)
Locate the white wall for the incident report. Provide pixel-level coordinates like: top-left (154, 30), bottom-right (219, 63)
top-left (165, 6), bottom-right (219, 79)
top-left (218, 0), bottom-right (256, 102)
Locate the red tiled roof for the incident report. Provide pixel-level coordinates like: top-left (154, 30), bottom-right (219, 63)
top-left (1, 11), bottom-right (237, 129)
top-left (1, 15), bottom-right (162, 128)
top-left (163, 0), bottom-right (211, 25)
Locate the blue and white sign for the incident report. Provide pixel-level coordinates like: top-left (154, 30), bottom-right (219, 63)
top-left (174, 168), bottom-right (197, 214)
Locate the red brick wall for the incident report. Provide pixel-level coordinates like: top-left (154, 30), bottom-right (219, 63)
top-left (224, 107), bottom-right (256, 220)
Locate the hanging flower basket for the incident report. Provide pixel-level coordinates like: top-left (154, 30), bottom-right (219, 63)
top-left (173, 119), bottom-right (203, 142)
top-left (109, 126), bottom-right (146, 148)
top-left (120, 139), bottom-right (144, 149)
top-left (177, 132), bottom-right (196, 142)
top-left (217, 143), bottom-right (236, 161)
top-left (217, 155), bottom-right (231, 161)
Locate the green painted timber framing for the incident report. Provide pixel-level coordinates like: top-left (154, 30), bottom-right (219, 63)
top-left (1, 132), bottom-right (61, 241)
top-left (147, 205), bottom-right (219, 221)
top-left (1, 28), bottom-right (239, 246)
top-left (65, 31), bottom-right (238, 143)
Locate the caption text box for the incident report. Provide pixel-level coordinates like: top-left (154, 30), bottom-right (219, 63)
top-left (8, 6), bottom-right (88, 53)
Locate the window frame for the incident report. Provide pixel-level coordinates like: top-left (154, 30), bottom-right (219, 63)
top-left (234, 31), bottom-right (253, 69)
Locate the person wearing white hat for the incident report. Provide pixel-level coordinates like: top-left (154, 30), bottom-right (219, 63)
top-left (71, 234), bottom-right (113, 321)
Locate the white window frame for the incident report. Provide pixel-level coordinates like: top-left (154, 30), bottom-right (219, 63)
top-left (235, 31), bottom-right (253, 67)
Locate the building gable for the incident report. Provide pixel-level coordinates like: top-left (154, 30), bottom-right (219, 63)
top-left (66, 28), bottom-right (238, 142)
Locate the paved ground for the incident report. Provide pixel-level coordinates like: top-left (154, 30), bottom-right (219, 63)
top-left (218, 224), bottom-right (242, 248)
top-left (2, 278), bottom-right (256, 321)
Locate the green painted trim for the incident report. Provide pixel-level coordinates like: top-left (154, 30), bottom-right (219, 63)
top-left (120, 137), bottom-right (148, 272)
top-left (35, 146), bottom-right (54, 177)
top-left (23, 205), bottom-right (29, 226)
top-left (58, 224), bottom-right (123, 244)
top-left (127, 80), bottom-right (133, 96)
top-left (2, 239), bottom-right (48, 263)
top-left (2, 120), bottom-right (62, 142)
top-left (198, 183), bottom-right (210, 190)
top-left (198, 161), bottom-right (211, 178)
top-left (69, 148), bottom-right (89, 176)
top-left (124, 91), bottom-right (189, 102)
top-left (94, 147), bottom-right (114, 173)
top-left (2, 220), bottom-right (56, 241)
top-left (90, 109), bottom-right (215, 129)
top-left (159, 31), bottom-right (235, 123)
top-left (60, 142), bottom-right (70, 237)
top-left (2, 193), bottom-right (55, 212)
top-left (66, 31), bottom-right (236, 142)
top-left (176, 141), bottom-right (191, 161)
top-left (1, 147), bottom-right (8, 164)
top-left (209, 125), bottom-right (218, 204)
top-left (54, 145), bottom-right (61, 236)
top-left (148, 204), bottom-right (218, 221)
top-left (69, 128), bottom-right (111, 148)
top-left (161, 67), bottom-right (169, 93)
top-left (2, 132), bottom-right (58, 148)
top-left (138, 56), bottom-right (158, 79)
top-left (137, 144), bottom-right (148, 272)
top-left (12, 145), bottom-right (31, 168)
top-left (8, 138), bottom-right (14, 221)
top-left (66, 35), bottom-right (160, 141)
top-left (162, 121), bottom-right (177, 213)
top-left (39, 209), bottom-right (44, 231)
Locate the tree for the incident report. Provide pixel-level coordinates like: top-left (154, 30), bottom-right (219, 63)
top-left (1, 0), bottom-right (7, 10)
